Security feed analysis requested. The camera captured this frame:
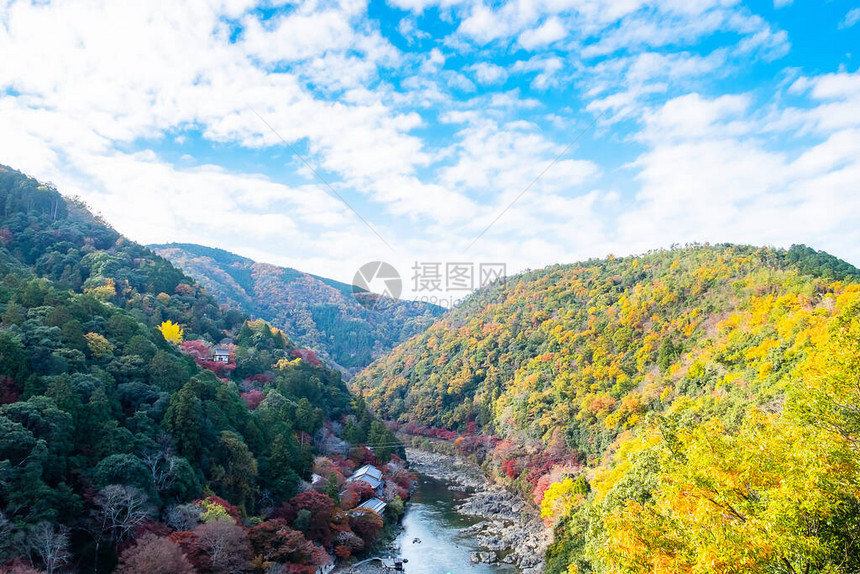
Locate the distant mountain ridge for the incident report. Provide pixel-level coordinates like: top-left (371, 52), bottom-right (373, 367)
top-left (149, 242), bottom-right (444, 375)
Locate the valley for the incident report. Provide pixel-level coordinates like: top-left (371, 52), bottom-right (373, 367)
top-left (149, 243), bottom-right (443, 377)
top-left (2, 165), bottom-right (859, 574)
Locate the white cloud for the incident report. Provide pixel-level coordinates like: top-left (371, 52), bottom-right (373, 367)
top-left (585, 49), bottom-right (729, 121)
top-left (437, 115), bottom-right (599, 195)
top-left (617, 91), bottom-right (860, 263)
top-left (2, 0), bottom-right (859, 287)
top-left (512, 57), bottom-right (564, 90)
top-left (735, 27), bottom-right (790, 61)
top-left (638, 93), bottom-right (751, 140)
top-left (839, 7), bottom-right (860, 29)
top-left (398, 17), bottom-right (431, 42)
top-left (518, 17), bottom-right (567, 50)
top-left (469, 62), bottom-right (508, 85)
top-left (457, 3), bottom-right (509, 44)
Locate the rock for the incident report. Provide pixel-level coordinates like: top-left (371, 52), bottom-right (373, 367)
top-left (482, 536), bottom-right (506, 551)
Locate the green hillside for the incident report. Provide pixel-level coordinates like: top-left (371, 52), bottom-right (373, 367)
top-left (352, 244), bottom-right (860, 573)
top-left (0, 166), bottom-right (401, 573)
top-left (149, 243), bottom-right (443, 375)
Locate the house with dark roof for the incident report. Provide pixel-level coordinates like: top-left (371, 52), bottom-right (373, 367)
top-left (346, 464), bottom-right (384, 496)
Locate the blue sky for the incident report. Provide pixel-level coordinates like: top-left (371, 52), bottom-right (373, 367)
top-left (1, 0), bottom-right (858, 299)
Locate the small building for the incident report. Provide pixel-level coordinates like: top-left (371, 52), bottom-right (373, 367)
top-left (310, 473), bottom-right (326, 489)
top-left (356, 497), bottom-right (387, 515)
top-left (212, 349), bottom-right (231, 363)
top-left (347, 464), bottom-right (384, 496)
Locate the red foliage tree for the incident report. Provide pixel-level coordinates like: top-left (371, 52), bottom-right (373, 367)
top-left (312, 458), bottom-right (344, 488)
top-left (533, 474), bottom-right (554, 506)
top-left (348, 446), bottom-right (376, 467)
top-left (248, 520), bottom-right (324, 573)
top-left (0, 376), bottom-right (19, 405)
top-left (193, 518), bottom-right (252, 574)
top-left (331, 456), bottom-right (356, 476)
top-left (241, 373), bottom-right (273, 392)
top-left (197, 360), bottom-right (237, 377)
top-left (349, 480), bottom-right (376, 502)
top-left (241, 390), bottom-right (264, 410)
top-left (287, 491), bottom-right (335, 546)
top-left (168, 531), bottom-right (208, 572)
top-left (348, 508), bottom-right (383, 547)
top-left (339, 488), bottom-right (360, 511)
top-left (334, 530), bottom-right (365, 555)
top-left (502, 459), bottom-right (520, 479)
top-left (179, 340), bottom-right (211, 361)
top-left (388, 468), bottom-right (417, 492)
top-left (116, 533), bottom-right (194, 574)
top-left (247, 372), bottom-right (274, 384)
top-left (290, 349), bottom-right (321, 366)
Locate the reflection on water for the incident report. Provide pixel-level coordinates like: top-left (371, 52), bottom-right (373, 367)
top-left (390, 474), bottom-right (518, 574)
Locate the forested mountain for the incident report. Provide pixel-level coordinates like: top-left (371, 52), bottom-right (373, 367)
top-left (352, 244), bottom-right (860, 573)
top-left (0, 165), bottom-right (405, 573)
top-left (149, 243), bottom-right (443, 375)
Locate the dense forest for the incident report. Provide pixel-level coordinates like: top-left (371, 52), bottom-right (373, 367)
top-left (5, 160), bottom-right (860, 573)
top-left (0, 166), bottom-right (407, 573)
top-left (149, 243), bottom-right (443, 375)
top-left (352, 244), bottom-right (860, 573)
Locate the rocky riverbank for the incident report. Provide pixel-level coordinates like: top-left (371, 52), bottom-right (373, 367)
top-left (405, 448), bottom-right (551, 574)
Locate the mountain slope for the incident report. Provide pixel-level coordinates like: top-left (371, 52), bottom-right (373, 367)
top-left (352, 244), bottom-right (860, 573)
top-left (0, 165), bottom-right (399, 573)
top-left (150, 242), bottom-right (443, 374)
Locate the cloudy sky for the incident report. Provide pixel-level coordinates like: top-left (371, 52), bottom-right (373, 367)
top-left (1, 0), bottom-right (858, 299)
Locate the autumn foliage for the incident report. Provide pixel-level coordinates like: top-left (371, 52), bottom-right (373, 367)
top-left (158, 320), bottom-right (184, 344)
top-left (354, 245), bottom-right (860, 573)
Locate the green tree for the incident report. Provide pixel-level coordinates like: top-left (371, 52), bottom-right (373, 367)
top-left (211, 431), bottom-right (258, 514)
top-left (92, 454), bottom-right (152, 491)
top-left (162, 385), bottom-right (203, 462)
top-left (325, 473), bottom-right (340, 505)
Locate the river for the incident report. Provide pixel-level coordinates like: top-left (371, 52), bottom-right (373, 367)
top-left (390, 472), bottom-right (519, 573)
top-left (339, 450), bottom-right (548, 574)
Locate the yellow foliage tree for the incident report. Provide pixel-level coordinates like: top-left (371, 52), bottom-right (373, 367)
top-left (85, 278), bottom-right (117, 302)
top-left (274, 357), bottom-right (302, 369)
top-left (541, 477), bottom-right (585, 521)
top-left (599, 410), bottom-right (857, 573)
top-left (85, 332), bottom-right (115, 359)
top-left (158, 320), bottom-right (184, 344)
top-left (198, 498), bottom-right (231, 523)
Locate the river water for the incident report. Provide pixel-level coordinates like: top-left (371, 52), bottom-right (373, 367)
top-left (389, 473), bottom-right (518, 574)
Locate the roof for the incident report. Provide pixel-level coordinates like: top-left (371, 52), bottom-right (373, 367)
top-left (213, 349), bottom-right (230, 356)
top-left (347, 465), bottom-right (383, 489)
top-left (351, 464), bottom-right (382, 481)
top-left (356, 497), bottom-right (387, 515)
top-left (350, 475), bottom-right (382, 489)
